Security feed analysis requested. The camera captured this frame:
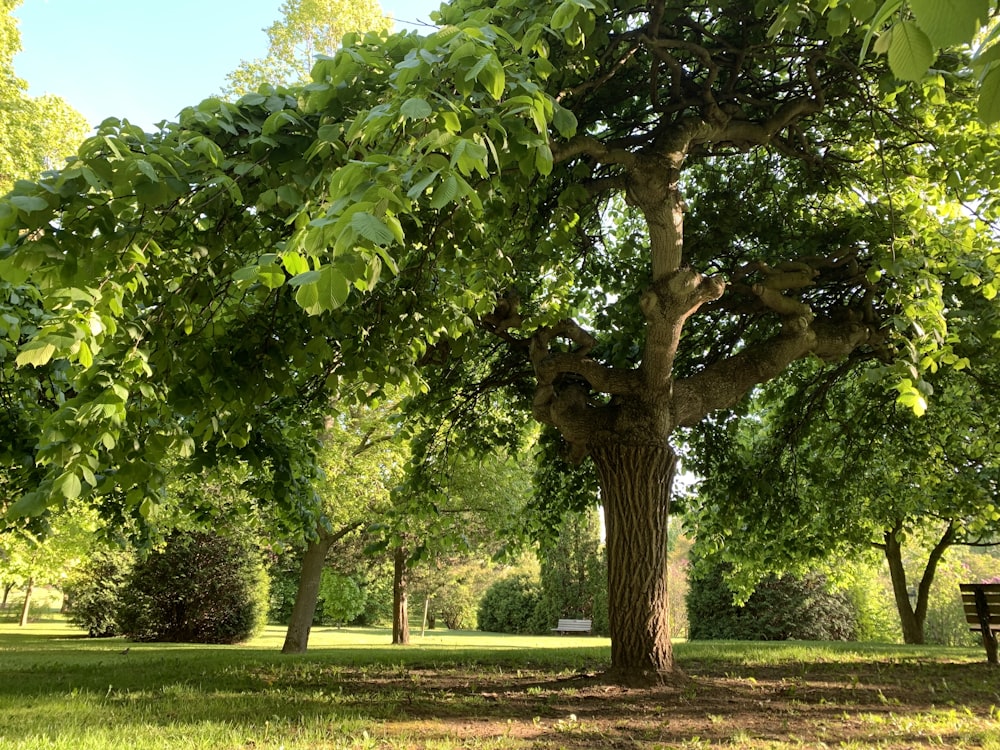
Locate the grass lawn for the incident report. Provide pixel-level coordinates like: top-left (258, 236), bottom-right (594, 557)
top-left (2, 618), bottom-right (1000, 748)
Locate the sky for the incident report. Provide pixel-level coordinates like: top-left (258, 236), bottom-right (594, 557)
top-left (13, 0), bottom-right (443, 130)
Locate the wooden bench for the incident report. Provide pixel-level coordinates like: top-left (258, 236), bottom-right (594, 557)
top-left (552, 618), bottom-right (592, 635)
top-left (960, 583), bottom-right (1000, 664)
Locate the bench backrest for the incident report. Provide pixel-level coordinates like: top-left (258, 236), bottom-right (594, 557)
top-left (556, 619), bottom-right (592, 629)
top-left (960, 583), bottom-right (1000, 629)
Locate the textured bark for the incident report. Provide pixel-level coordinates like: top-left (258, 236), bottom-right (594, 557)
top-left (882, 523), bottom-right (956, 646)
top-left (282, 536), bottom-right (334, 654)
top-left (883, 529), bottom-right (923, 644)
top-left (392, 546), bottom-right (409, 645)
top-left (282, 521), bottom-right (362, 654)
top-left (593, 443), bottom-right (677, 678)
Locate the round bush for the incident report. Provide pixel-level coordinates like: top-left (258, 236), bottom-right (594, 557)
top-left (477, 574), bottom-right (541, 634)
top-left (117, 530), bottom-right (269, 644)
top-left (687, 560), bottom-right (856, 641)
top-left (65, 546), bottom-right (133, 637)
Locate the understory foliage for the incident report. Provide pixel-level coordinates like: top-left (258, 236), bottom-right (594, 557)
top-left (687, 558), bottom-right (856, 641)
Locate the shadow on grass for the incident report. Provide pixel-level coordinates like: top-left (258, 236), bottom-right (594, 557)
top-left (3, 622), bottom-right (1000, 748)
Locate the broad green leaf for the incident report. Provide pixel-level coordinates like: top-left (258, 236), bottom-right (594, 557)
top-left (257, 266), bottom-right (286, 289)
top-left (406, 169), bottom-right (442, 200)
top-left (7, 491), bottom-right (48, 519)
top-left (55, 471), bottom-right (82, 501)
top-left (827, 5), bottom-right (851, 37)
top-left (551, 1), bottom-right (580, 31)
top-left (401, 97), bottom-right (433, 120)
top-left (294, 265), bottom-right (351, 315)
top-left (887, 21), bottom-right (934, 81)
top-left (16, 340), bottom-right (57, 367)
top-left (9, 195), bottom-right (48, 213)
top-left (978, 66), bottom-right (1000, 123)
top-left (552, 106), bottom-right (578, 138)
top-left (910, 0), bottom-right (988, 47)
top-left (850, 0), bottom-right (876, 22)
top-left (280, 252), bottom-right (311, 275)
top-left (430, 174), bottom-right (459, 209)
top-left (351, 212), bottom-right (395, 246)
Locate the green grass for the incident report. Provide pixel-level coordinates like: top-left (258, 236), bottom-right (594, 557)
top-left (1, 617), bottom-right (999, 749)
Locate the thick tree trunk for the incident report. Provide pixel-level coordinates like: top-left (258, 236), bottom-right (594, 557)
top-left (392, 546), bottom-right (409, 645)
top-left (282, 521), bottom-right (362, 654)
top-left (18, 578), bottom-right (33, 627)
top-left (593, 443), bottom-right (677, 679)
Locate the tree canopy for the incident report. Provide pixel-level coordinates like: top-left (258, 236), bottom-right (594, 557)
top-left (224, 0), bottom-right (392, 98)
top-left (2, 0), bottom-right (999, 679)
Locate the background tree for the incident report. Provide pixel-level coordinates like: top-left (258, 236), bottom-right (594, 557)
top-left (280, 396), bottom-right (403, 653)
top-left (223, 0), bottom-right (391, 97)
top-left (534, 507), bottom-right (608, 635)
top-left (0, 0), bottom-right (88, 193)
top-left (687, 344), bottom-right (1000, 644)
top-left (4, 0), bottom-right (1000, 682)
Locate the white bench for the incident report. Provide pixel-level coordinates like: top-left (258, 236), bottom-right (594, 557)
top-left (552, 618), bottom-right (592, 635)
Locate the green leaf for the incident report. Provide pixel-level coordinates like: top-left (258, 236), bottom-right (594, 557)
top-left (406, 169), bottom-right (442, 200)
top-left (887, 21), bottom-right (934, 81)
top-left (7, 491), bottom-right (48, 519)
top-left (400, 97), bottom-right (433, 120)
top-left (978, 66), bottom-right (1000, 123)
top-left (16, 340), bottom-right (57, 368)
top-left (294, 265), bottom-right (351, 315)
top-left (910, 0), bottom-right (988, 47)
top-left (430, 174), bottom-right (459, 209)
top-left (551, 1), bottom-right (579, 31)
top-left (280, 252), bottom-right (311, 276)
top-left (552, 106), bottom-right (578, 138)
top-left (860, 0), bottom-right (903, 62)
top-left (850, 0), bottom-right (876, 22)
top-left (9, 195), bottom-right (48, 213)
top-left (55, 471), bottom-right (82, 501)
top-left (827, 5), bottom-right (851, 37)
top-left (351, 212), bottom-right (396, 246)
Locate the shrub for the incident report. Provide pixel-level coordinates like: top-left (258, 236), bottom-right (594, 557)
top-left (435, 579), bottom-right (479, 630)
top-left (477, 574), bottom-right (541, 634)
top-left (118, 530), bottom-right (269, 644)
top-left (318, 570), bottom-right (366, 626)
top-left (64, 546), bottom-right (133, 637)
top-left (687, 559), bottom-right (856, 641)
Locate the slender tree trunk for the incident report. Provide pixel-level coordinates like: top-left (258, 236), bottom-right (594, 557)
top-left (883, 529), bottom-right (923, 644)
top-left (593, 443), bottom-right (677, 679)
top-left (392, 546), bottom-right (409, 645)
top-left (282, 522), bottom-right (362, 654)
top-left (18, 578), bottom-right (33, 627)
top-left (1, 581), bottom-right (14, 609)
top-left (882, 522), bottom-right (956, 645)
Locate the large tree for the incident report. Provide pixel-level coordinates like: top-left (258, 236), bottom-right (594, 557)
top-left (1, 0), bottom-right (997, 681)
